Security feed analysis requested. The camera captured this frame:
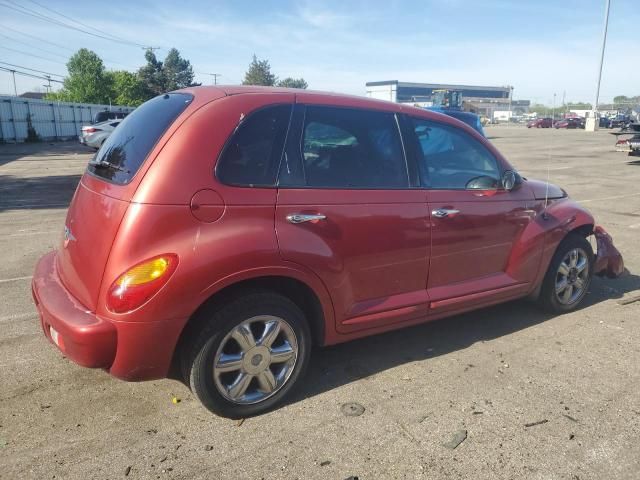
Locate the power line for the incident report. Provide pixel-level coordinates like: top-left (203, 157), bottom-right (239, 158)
top-left (0, 22), bottom-right (76, 53)
top-left (0, 32), bottom-right (70, 60)
top-left (0, 65), bottom-right (64, 84)
top-left (2, 0), bottom-right (150, 48)
top-left (0, 25), bottom-right (141, 71)
top-left (0, 61), bottom-right (64, 78)
top-left (26, 0), bottom-right (137, 45)
top-left (202, 73), bottom-right (222, 85)
top-left (0, 44), bottom-right (68, 65)
top-left (0, 0), bottom-right (158, 50)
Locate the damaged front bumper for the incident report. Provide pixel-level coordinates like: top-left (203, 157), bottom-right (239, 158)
top-left (593, 226), bottom-right (624, 278)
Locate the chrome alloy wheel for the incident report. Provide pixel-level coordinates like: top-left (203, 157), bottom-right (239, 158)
top-left (213, 316), bottom-right (298, 405)
top-left (555, 248), bottom-right (589, 305)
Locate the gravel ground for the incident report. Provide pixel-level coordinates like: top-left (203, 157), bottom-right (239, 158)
top-left (0, 127), bottom-right (639, 480)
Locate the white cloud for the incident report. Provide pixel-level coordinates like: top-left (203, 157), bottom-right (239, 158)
top-left (296, 3), bottom-right (353, 29)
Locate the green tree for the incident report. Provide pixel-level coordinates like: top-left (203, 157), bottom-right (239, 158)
top-left (138, 48), bottom-right (199, 95)
top-left (243, 55), bottom-right (276, 86)
top-left (138, 49), bottom-right (165, 96)
top-left (613, 95), bottom-right (639, 105)
top-left (48, 48), bottom-right (111, 103)
top-left (107, 70), bottom-right (150, 106)
top-left (276, 77), bottom-right (308, 89)
top-left (529, 103), bottom-right (552, 116)
top-left (566, 102), bottom-right (592, 110)
top-left (163, 48), bottom-right (197, 91)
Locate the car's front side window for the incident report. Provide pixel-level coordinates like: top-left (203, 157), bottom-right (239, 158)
top-left (299, 106), bottom-right (408, 189)
top-left (410, 118), bottom-right (501, 190)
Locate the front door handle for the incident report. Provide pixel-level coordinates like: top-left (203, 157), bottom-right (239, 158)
top-left (432, 209), bottom-right (460, 218)
top-left (286, 213), bottom-right (327, 224)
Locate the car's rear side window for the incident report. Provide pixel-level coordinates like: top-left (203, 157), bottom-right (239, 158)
top-left (216, 104), bottom-right (292, 187)
top-left (88, 93), bottom-right (192, 184)
top-left (297, 106), bottom-right (408, 189)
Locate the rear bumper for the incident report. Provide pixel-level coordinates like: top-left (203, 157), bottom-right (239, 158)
top-left (32, 251), bottom-right (117, 368)
top-left (32, 251), bottom-right (186, 381)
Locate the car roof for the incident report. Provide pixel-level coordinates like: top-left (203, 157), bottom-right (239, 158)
top-left (177, 85), bottom-right (477, 135)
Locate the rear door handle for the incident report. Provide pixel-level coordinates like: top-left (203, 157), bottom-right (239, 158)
top-left (286, 213), bottom-right (327, 224)
top-left (432, 209), bottom-right (460, 218)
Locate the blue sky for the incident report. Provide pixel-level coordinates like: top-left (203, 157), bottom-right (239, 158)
top-left (1, 0), bottom-right (638, 104)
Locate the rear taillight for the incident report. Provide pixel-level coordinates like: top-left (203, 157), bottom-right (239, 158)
top-left (83, 127), bottom-right (102, 133)
top-left (106, 254), bottom-right (178, 313)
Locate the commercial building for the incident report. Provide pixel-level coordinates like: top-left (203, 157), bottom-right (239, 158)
top-left (365, 80), bottom-right (530, 118)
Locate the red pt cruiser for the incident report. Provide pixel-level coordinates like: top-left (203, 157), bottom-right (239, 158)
top-left (32, 86), bottom-right (621, 417)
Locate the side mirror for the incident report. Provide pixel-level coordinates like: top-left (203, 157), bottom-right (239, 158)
top-left (502, 170), bottom-right (521, 191)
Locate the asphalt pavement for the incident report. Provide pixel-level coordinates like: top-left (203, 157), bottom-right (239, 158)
top-left (0, 127), bottom-right (639, 479)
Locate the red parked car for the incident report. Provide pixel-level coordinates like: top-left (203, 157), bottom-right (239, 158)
top-left (527, 117), bottom-right (553, 128)
top-left (554, 118), bottom-right (583, 129)
top-left (32, 87), bottom-right (622, 417)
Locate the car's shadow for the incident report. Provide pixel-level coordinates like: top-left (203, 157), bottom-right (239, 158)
top-left (0, 141), bottom-right (94, 167)
top-left (0, 174), bottom-right (82, 212)
top-left (0, 141), bottom-right (91, 212)
top-left (287, 271), bottom-right (640, 406)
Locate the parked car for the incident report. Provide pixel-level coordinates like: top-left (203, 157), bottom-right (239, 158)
top-left (425, 107), bottom-right (485, 136)
top-left (92, 110), bottom-right (129, 125)
top-left (554, 118), bottom-right (582, 129)
top-left (611, 115), bottom-right (632, 129)
top-left (527, 118), bottom-right (553, 128)
top-left (32, 87), bottom-right (621, 418)
top-left (79, 120), bottom-right (122, 149)
top-left (599, 117), bottom-right (612, 128)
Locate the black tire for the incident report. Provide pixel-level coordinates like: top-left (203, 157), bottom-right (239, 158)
top-left (539, 233), bottom-right (594, 313)
top-left (183, 291), bottom-right (311, 418)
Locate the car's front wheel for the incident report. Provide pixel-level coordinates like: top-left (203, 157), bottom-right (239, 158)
top-left (184, 291), bottom-right (311, 418)
top-left (539, 234), bottom-right (594, 313)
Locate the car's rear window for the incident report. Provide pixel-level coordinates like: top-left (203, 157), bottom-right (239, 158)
top-left (88, 93), bottom-right (193, 184)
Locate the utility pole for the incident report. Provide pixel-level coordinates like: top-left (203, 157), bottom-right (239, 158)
top-left (207, 73), bottom-right (221, 85)
top-left (10, 69), bottom-right (17, 96)
top-left (587, 0), bottom-right (611, 131)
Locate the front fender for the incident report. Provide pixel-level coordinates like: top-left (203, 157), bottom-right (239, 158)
top-left (527, 198), bottom-right (595, 296)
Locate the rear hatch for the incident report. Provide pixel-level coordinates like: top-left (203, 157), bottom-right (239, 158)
top-left (57, 93), bottom-right (194, 311)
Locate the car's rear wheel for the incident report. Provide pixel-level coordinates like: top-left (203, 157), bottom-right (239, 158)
top-left (184, 291), bottom-right (311, 418)
top-left (539, 234), bottom-right (594, 313)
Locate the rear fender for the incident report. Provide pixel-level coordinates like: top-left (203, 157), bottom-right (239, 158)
top-left (195, 263), bottom-right (336, 345)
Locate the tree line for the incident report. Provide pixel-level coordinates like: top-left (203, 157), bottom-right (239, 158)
top-left (529, 102), bottom-right (593, 117)
top-left (47, 49), bottom-right (307, 107)
top-left (529, 96), bottom-right (639, 116)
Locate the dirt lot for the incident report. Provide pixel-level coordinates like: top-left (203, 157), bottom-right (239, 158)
top-left (1, 127), bottom-right (639, 480)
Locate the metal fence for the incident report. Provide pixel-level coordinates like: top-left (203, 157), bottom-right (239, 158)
top-left (0, 95), bottom-right (135, 143)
